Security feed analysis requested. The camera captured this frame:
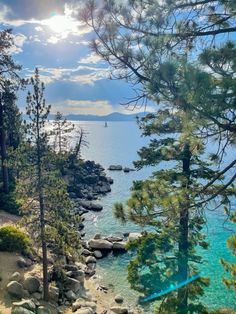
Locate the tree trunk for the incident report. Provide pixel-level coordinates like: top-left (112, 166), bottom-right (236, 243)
top-left (0, 95), bottom-right (9, 194)
top-left (39, 192), bottom-right (49, 301)
top-left (177, 143), bottom-right (191, 314)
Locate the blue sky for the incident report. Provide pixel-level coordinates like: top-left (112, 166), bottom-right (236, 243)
top-left (0, 0), bottom-right (149, 115)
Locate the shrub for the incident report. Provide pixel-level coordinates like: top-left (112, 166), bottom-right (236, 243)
top-left (0, 192), bottom-right (22, 215)
top-left (0, 225), bottom-right (32, 255)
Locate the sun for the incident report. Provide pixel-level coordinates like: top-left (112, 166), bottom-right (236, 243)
top-left (44, 14), bottom-right (77, 34)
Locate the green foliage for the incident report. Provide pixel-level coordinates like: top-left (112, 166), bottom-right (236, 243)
top-left (221, 211), bottom-right (236, 291)
top-left (0, 225), bottom-right (32, 255)
top-left (0, 191), bottom-right (23, 215)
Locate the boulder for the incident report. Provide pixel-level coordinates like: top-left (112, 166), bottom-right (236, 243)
top-left (17, 257), bottom-right (32, 269)
top-left (106, 236), bottom-right (124, 242)
top-left (93, 234), bottom-right (102, 240)
top-left (88, 239), bottom-right (113, 250)
top-left (107, 177), bottom-right (114, 184)
top-left (85, 256), bottom-right (96, 264)
top-left (69, 270), bottom-right (85, 282)
top-left (112, 242), bottom-right (127, 251)
top-left (64, 264), bottom-right (79, 272)
top-left (65, 290), bottom-right (77, 301)
top-left (108, 165), bottom-right (122, 171)
top-left (128, 233), bottom-right (142, 241)
top-left (72, 299), bottom-right (97, 312)
top-left (110, 306), bottom-right (128, 314)
top-left (114, 295), bottom-right (124, 304)
top-left (12, 300), bottom-right (36, 311)
top-left (81, 249), bottom-right (92, 256)
top-left (65, 277), bottom-right (81, 293)
top-left (123, 167), bottom-right (130, 173)
top-left (74, 309), bottom-right (93, 314)
top-left (93, 250), bottom-right (102, 259)
top-left (11, 307), bottom-right (34, 314)
top-left (23, 276), bottom-right (40, 294)
top-left (37, 306), bottom-right (51, 314)
top-left (10, 272), bottom-right (22, 282)
top-left (7, 281), bottom-right (24, 298)
top-left (49, 285), bottom-right (59, 302)
top-left (31, 292), bottom-right (42, 300)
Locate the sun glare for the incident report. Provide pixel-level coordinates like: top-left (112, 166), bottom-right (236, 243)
top-left (44, 14), bottom-right (77, 33)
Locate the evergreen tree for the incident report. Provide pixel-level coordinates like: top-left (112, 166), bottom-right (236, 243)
top-left (0, 29), bottom-right (22, 194)
top-left (114, 108), bottom-right (235, 313)
top-left (51, 111), bottom-right (74, 154)
top-left (16, 69), bottom-right (81, 300)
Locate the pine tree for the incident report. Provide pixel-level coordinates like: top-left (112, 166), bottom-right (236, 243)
top-left (0, 29), bottom-right (23, 194)
top-left (15, 69), bottom-right (81, 300)
top-left (51, 111), bottom-right (74, 154)
top-left (114, 108), bottom-right (234, 313)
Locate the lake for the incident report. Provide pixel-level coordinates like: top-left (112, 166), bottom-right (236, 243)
top-left (71, 120), bottom-right (236, 311)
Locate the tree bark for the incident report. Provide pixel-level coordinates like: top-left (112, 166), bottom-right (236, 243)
top-left (0, 95), bottom-right (9, 194)
top-left (177, 143), bottom-right (191, 314)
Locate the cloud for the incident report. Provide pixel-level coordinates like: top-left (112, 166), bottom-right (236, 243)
top-left (0, 1), bottom-right (91, 41)
top-left (6, 33), bottom-right (27, 54)
top-left (26, 64), bottom-right (109, 85)
top-left (79, 52), bottom-right (103, 65)
top-left (51, 99), bottom-right (114, 115)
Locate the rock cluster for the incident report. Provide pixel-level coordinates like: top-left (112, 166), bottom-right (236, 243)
top-left (67, 160), bottom-right (113, 201)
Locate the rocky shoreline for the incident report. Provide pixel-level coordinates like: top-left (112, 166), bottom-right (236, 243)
top-left (3, 160), bottom-right (141, 314)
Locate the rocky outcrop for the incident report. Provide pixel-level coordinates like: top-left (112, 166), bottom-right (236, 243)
top-left (67, 160), bottom-right (113, 201)
top-left (108, 165), bottom-right (122, 171)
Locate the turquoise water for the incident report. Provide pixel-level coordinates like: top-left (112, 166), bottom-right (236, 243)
top-left (73, 121), bottom-right (236, 311)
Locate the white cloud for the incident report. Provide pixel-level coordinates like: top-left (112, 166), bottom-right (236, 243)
top-left (51, 99), bottom-right (114, 115)
top-left (35, 26), bottom-right (43, 32)
top-left (79, 52), bottom-right (103, 64)
top-left (14, 33), bottom-right (27, 47)
top-left (26, 65), bottom-right (109, 85)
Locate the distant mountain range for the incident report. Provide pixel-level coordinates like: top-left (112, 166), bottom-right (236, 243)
top-left (59, 112), bottom-right (149, 121)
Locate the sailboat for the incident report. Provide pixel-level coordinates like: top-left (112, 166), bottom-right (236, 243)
top-left (104, 121), bottom-right (108, 127)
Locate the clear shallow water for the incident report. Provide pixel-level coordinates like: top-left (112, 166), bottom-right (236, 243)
top-left (72, 121), bottom-right (236, 311)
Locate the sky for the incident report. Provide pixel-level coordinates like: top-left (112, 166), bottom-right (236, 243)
top-left (0, 0), bottom-right (149, 116)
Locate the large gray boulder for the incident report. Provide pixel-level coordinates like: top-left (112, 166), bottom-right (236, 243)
top-left (7, 281), bottom-right (24, 298)
top-left (23, 276), bottom-right (40, 294)
top-left (88, 239), bottom-right (113, 250)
